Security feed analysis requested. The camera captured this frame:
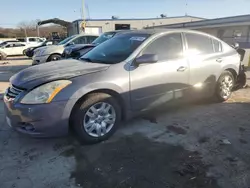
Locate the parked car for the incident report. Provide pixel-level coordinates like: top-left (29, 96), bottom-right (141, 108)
top-left (0, 42), bottom-right (28, 56)
top-left (4, 29), bottom-right (241, 144)
top-left (0, 40), bottom-right (20, 47)
top-left (17, 37), bottom-right (45, 46)
top-left (62, 30), bottom-right (129, 59)
top-left (32, 34), bottom-right (98, 65)
top-left (24, 41), bottom-right (54, 57)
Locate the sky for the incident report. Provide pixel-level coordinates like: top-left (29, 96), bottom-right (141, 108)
top-left (1, 0), bottom-right (250, 28)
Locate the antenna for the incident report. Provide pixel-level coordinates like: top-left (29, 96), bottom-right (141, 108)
top-left (86, 3), bottom-right (90, 19)
top-left (185, 0), bottom-right (188, 16)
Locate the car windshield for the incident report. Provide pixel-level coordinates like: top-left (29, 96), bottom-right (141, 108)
top-left (92, 32), bottom-right (116, 45)
top-left (80, 33), bottom-right (150, 64)
top-left (17, 38), bottom-right (25, 42)
top-left (0, 42), bottom-right (7, 47)
top-left (58, 35), bottom-right (76, 45)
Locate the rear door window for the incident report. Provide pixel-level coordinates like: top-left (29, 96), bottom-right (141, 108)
top-left (142, 33), bottom-right (183, 61)
top-left (73, 36), bottom-right (87, 44)
top-left (28, 38), bottom-right (37, 42)
top-left (185, 33), bottom-right (214, 55)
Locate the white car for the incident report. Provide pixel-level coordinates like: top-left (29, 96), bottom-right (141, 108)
top-left (32, 34), bottom-right (98, 65)
top-left (17, 37), bottom-right (45, 47)
top-left (0, 42), bottom-right (28, 56)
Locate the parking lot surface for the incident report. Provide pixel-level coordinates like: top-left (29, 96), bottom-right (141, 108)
top-left (1, 57), bottom-right (250, 188)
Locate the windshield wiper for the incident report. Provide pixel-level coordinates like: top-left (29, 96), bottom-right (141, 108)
top-left (80, 57), bottom-right (93, 62)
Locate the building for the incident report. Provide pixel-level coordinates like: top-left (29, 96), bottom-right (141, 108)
top-left (148, 14), bottom-right (250, 66)
top-left (68, 16), bottom-right (204, 36)
top-left (148, 14), bottom-right (250, 46)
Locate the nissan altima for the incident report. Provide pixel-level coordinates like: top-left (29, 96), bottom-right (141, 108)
top-left (4, 29), bottom-right (241, 143)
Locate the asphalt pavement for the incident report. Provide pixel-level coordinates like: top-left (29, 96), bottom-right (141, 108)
top-left (1, 57), bottom-right (250, 188)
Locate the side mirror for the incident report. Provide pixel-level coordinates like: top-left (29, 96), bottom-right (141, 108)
top-left (134, 54), bottom-right (158, 66)
top-left (46, 42), bottom-right (53, 46)
top-left (67, 42), bottom-right (75, 46)
top-left (234, 43), bottom-right (239, 49)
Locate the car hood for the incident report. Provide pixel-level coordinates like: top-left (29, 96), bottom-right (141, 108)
top-left (34, 45), bottom-right (64, 55)
top-left (10, 59), bottom-right (110, 89)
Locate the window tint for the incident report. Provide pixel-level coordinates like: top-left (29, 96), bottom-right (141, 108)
top-left (213, 39), bottom-right (222, 52)
top-left (5, 44), bottom-right (14, 48)
top-left (87, 36), bottom-right (98, 44)
top-left (73, 36), bottom-right (87, 44)
top-left (186, 33), bottom-right (213, 54)
top-left (142, 33), bottom-right (183, 61)
top-left (29, 38), bottom-right (36, 42)
top-left (14, 43), bottom-right (25, 47)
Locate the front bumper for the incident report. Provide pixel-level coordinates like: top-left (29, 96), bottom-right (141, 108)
top-left (32, 54), bottom-right (50, 65)
top-left (3, 97), bottom-right (72, 137)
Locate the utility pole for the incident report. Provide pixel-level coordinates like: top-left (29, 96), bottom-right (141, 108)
top-left (82, 0), bottom-right (85, 21)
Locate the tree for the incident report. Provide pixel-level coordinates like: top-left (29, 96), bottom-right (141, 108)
top-left (160, 14), bottom-right (167, 18)
top-left (111, 16), bottom-right (119, 19)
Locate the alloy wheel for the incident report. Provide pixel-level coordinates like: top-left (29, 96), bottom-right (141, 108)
top-left (83, 102), bottom-right (116, 137)
top-left (219, 75), bottom-right (233, 99)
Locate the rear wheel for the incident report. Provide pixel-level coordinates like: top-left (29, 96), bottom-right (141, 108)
top-left (214, 71), bottom-right (235, 102)
top-left (48, 54), bottom-right (61, 62)
top-left (72, 93), bottom-right (121, 144)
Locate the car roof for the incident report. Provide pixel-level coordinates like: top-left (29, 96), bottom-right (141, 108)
top-left (114, 28), bottom-right (214, 36)
top-left (77, 33), bottom-right (99, 37)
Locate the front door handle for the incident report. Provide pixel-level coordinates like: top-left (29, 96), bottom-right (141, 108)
top-left (216, 58), bottom-right (223, 63)
top-left (177, 66), bottom-right (187, 72)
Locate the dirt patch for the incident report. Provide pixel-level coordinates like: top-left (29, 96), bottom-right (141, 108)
top-left (61, 134), bottom-right (219, 188)
top-left (167, 125), bottom-right (187, 135)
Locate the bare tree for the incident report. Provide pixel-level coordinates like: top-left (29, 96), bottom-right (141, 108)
top-left (111, 16), bottom-right (119, 19)
top-left (160, 14), bottom-right (167, 18)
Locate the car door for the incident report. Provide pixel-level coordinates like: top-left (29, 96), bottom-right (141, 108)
top-left (129, 33), bottom-right (190, 111)
top-left (184, 32), bottom-right (222, 97)
top-left (12, 43), bottom-right (26, 55)
top-left (2, 44), bottom-right (15, 55)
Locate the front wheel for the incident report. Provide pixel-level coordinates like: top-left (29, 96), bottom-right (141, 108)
top-left (72, 93), bottom-right (121, 144)
top-left (214, 71), bottom-right (235, 102)
top-left (48, 54), bottom-right (61, 62)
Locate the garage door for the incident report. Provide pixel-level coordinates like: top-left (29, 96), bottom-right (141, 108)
top-left (84, 27), bottom-right (102, 35)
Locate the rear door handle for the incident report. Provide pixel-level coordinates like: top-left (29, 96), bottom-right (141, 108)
top-left (216, 58), bottom-right (223, 63)
top-left (177, 66), bottom-right (187, 72)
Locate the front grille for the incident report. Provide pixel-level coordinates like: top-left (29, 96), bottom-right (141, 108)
top-left (6, 85), bottom-right (25, 100)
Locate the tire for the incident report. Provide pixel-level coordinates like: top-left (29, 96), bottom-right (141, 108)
top-left (48, 54), bottom-right (61, 62)
top-left (23, 50), bottom-right (26, 55)
top-left (214, 71), bottom-right (235, 102)
top-left (72, 93), bottom-right (121, 144)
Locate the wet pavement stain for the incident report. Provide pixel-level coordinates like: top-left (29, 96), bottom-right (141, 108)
top-left (239, 127), bottom-right (246, 132)
top-left (167, 125), bottom-right (187, 135)
top-left (61, 134), bottom-right (219, 188)
top-left (239, 138), bottom-right (248, 144)
top-left (198, 136), bottom-right (210, 144)
top-left (143, 116), bottom-right (158, 124)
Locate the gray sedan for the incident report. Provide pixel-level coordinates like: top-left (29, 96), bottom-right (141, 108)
top-left (4, 29), bottom-right (241, 143)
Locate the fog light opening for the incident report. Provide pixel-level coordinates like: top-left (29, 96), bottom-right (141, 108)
top-left (20, 122), bottom-right (35, 132)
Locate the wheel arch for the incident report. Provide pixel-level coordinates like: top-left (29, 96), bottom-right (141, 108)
top-left (68, 88), bottom-right (127, 130)
top-left (46, 53), bottom-right (62, 62)
top-left (225, 68), bottom-right (237, 81)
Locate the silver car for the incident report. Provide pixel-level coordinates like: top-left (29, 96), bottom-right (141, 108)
top-left (4, 29), bottom-right (240, 143)
top-left (32, 34), bottom-right (98, 65)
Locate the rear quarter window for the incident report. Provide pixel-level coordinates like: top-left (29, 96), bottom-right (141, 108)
top-left (213, 39), bottom-right (223, 53)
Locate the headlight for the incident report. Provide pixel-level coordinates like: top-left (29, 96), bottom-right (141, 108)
top-left (20, 80), bottom-right (72, 104)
